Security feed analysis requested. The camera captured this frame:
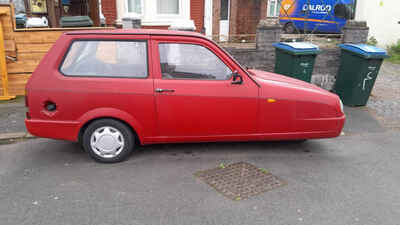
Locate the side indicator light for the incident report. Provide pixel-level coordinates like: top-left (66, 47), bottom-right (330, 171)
top-left (267, 98), bottom-right (276, 103)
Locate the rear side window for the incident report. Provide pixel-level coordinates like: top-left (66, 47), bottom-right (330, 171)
top-left (60, 40), bottom-right (148, 78)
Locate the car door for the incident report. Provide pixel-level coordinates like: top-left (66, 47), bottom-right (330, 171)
top-left (52, 35), bottom-right (158, 141)
top-left (151, 37), bottom-right (259, 141)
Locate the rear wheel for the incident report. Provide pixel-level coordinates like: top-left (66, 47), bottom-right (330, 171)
top-left (82, 119), bottom-right (134, 163)
top-left (284, 22), bottom-right (296, 34)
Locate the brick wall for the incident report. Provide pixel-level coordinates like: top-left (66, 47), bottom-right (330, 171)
top-left (101, 0), bottom-right (117, 26)
top-left (225, 46), bottom-right (340, 91)
top-left (224, 18), bottom-right (370, 91)
top-left (142, 26), bottom-right (169, 30)
top-left (342, 21), bottom-right (369, 44)
top-left (191, 0), bottom-right (205, 33)
top-left (212, 0), bottom-right (221, 40)
top-left (229, 0), bottom-right (238, 37)
top-left (260, 0), bottom-right (267, 20)
top-left (224, 18), bottom-right (341, 91)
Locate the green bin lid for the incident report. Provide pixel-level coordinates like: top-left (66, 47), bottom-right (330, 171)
top-left (339, 44), bottom-right (389, 59)
top-left (273, 42), bottom-right (321, 55)
top-left (60, 16), bottom-right (93, 27)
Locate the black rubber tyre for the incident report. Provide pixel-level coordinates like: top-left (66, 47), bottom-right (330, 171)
top-left (82, 119), bottom-right (135, 163)
top-left (291, 139), bottom-right (307, 143)
top-left (284, 22), bottom-right (296, 34)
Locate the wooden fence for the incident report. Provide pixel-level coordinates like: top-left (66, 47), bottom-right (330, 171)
top-left (0, 4), bottom-right (113, 100)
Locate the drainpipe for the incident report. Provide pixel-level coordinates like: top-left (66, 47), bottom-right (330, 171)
top-left (352, 0), bottom-right (357, 19)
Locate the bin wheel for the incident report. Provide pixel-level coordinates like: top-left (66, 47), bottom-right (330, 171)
top-left (284, 23), bottom-right (296, 34)
top-left (82, 119), bottom-right (135, 163)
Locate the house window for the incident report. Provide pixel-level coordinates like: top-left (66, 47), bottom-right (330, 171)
top-left (127, 0), bottom-right (143, 15)
top-left (157, 0), bottom-right (179, 14)
top-left (267, 0), bottom-right (282, 17)
top-left (119, 0), bottom-right (189, 26)
top-left (220, 0), bottom-right (229, 20)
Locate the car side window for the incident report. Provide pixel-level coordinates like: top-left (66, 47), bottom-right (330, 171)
top-left (158, 43), bottom-right (232, 80)
top-left (60, 40), bottom-right (148, 78)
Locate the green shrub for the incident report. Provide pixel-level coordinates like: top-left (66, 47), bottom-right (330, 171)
top-left (366, 36), bottom-right (378, 46)
top-left (387, 40), bottom-right (400, 64)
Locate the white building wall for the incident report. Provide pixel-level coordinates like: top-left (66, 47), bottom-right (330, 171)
top-left (204, 0), bottom-right (213, 37)
top-left (355, 0), bottom-right (400, 47)
top-left (116, 0), bottom-right (191, 27)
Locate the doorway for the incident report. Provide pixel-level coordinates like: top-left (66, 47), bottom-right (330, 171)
top-left (219, 0), bottom-right (230, 42)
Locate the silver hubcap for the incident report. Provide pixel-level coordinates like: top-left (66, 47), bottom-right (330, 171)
top-left (90, 126), bottom-right (125, 158)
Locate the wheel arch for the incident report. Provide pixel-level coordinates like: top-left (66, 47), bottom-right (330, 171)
top-left (77, 108), bottom-right (144, 145)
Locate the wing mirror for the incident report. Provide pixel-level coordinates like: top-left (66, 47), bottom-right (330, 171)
top-left (231, 71), bottom-right (243, 85)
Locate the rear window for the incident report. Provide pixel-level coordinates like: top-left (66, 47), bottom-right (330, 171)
top-left (60, 40), bottom-right (148, 78)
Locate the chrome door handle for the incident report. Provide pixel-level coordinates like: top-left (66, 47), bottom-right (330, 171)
top-left (155, 88), bottom-right (175, 93)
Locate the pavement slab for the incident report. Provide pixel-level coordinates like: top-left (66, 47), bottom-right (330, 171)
top-left (342, 106), bottom-right (386, 135)
top-left (0, 102), bottom-right (26, 134)
top-left (368, 61), bottom-right (400, 127)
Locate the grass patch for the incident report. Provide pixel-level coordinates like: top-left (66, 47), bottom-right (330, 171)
top-left (0, 95), bottom-right (25, 104)
top-left (259, 168), bottom-right (269, 174)
top-left (387, 40), bottom-right (400, 64)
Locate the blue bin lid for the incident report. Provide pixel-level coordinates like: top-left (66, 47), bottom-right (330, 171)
top-left (339, 43), bottom-right (389, 58)
top-left (273, 42), bottom-right (320, 55)
top-left (15, 13), bottom-right (26, 20)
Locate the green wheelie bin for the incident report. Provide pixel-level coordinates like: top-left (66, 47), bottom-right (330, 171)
top-left (273, 42), bottom-right (321, 83)
top-left (60, 16), bottom-right (94, 27)
top-left (334, 44), bottom-right (389, 106)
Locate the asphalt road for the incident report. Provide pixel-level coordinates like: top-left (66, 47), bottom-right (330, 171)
top-left (1, 127), bottom-right (400, 225)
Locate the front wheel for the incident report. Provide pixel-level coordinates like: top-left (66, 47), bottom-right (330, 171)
top-left (82, 119), bottom-right (135, 163)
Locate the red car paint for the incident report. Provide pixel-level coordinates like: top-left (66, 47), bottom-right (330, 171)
top-left (25, 29), bottom-right (345, 145)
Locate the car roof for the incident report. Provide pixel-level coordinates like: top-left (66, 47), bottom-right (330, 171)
top-left (64, 29), bottom-right (206, 38)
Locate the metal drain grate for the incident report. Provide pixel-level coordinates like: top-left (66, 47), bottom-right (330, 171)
top-left (194, 162), bottom-right (285, 200)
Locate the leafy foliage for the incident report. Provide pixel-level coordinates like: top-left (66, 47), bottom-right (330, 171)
top-left (387, 40), bottom-right (400, 64)
top-left (366, 36), bottom-right (378, 46)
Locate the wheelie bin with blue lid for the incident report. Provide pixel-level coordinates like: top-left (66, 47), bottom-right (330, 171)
top-left (334, 44), bottom-right (389, 106)
top-left (273, 42), bottom-right (321, 83)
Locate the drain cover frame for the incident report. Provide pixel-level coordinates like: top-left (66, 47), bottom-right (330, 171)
top-left (194, 162), bottom-right (286, 200)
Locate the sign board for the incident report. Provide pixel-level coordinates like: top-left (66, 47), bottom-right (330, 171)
top-left (30, 0), bottom-right (47, 14)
